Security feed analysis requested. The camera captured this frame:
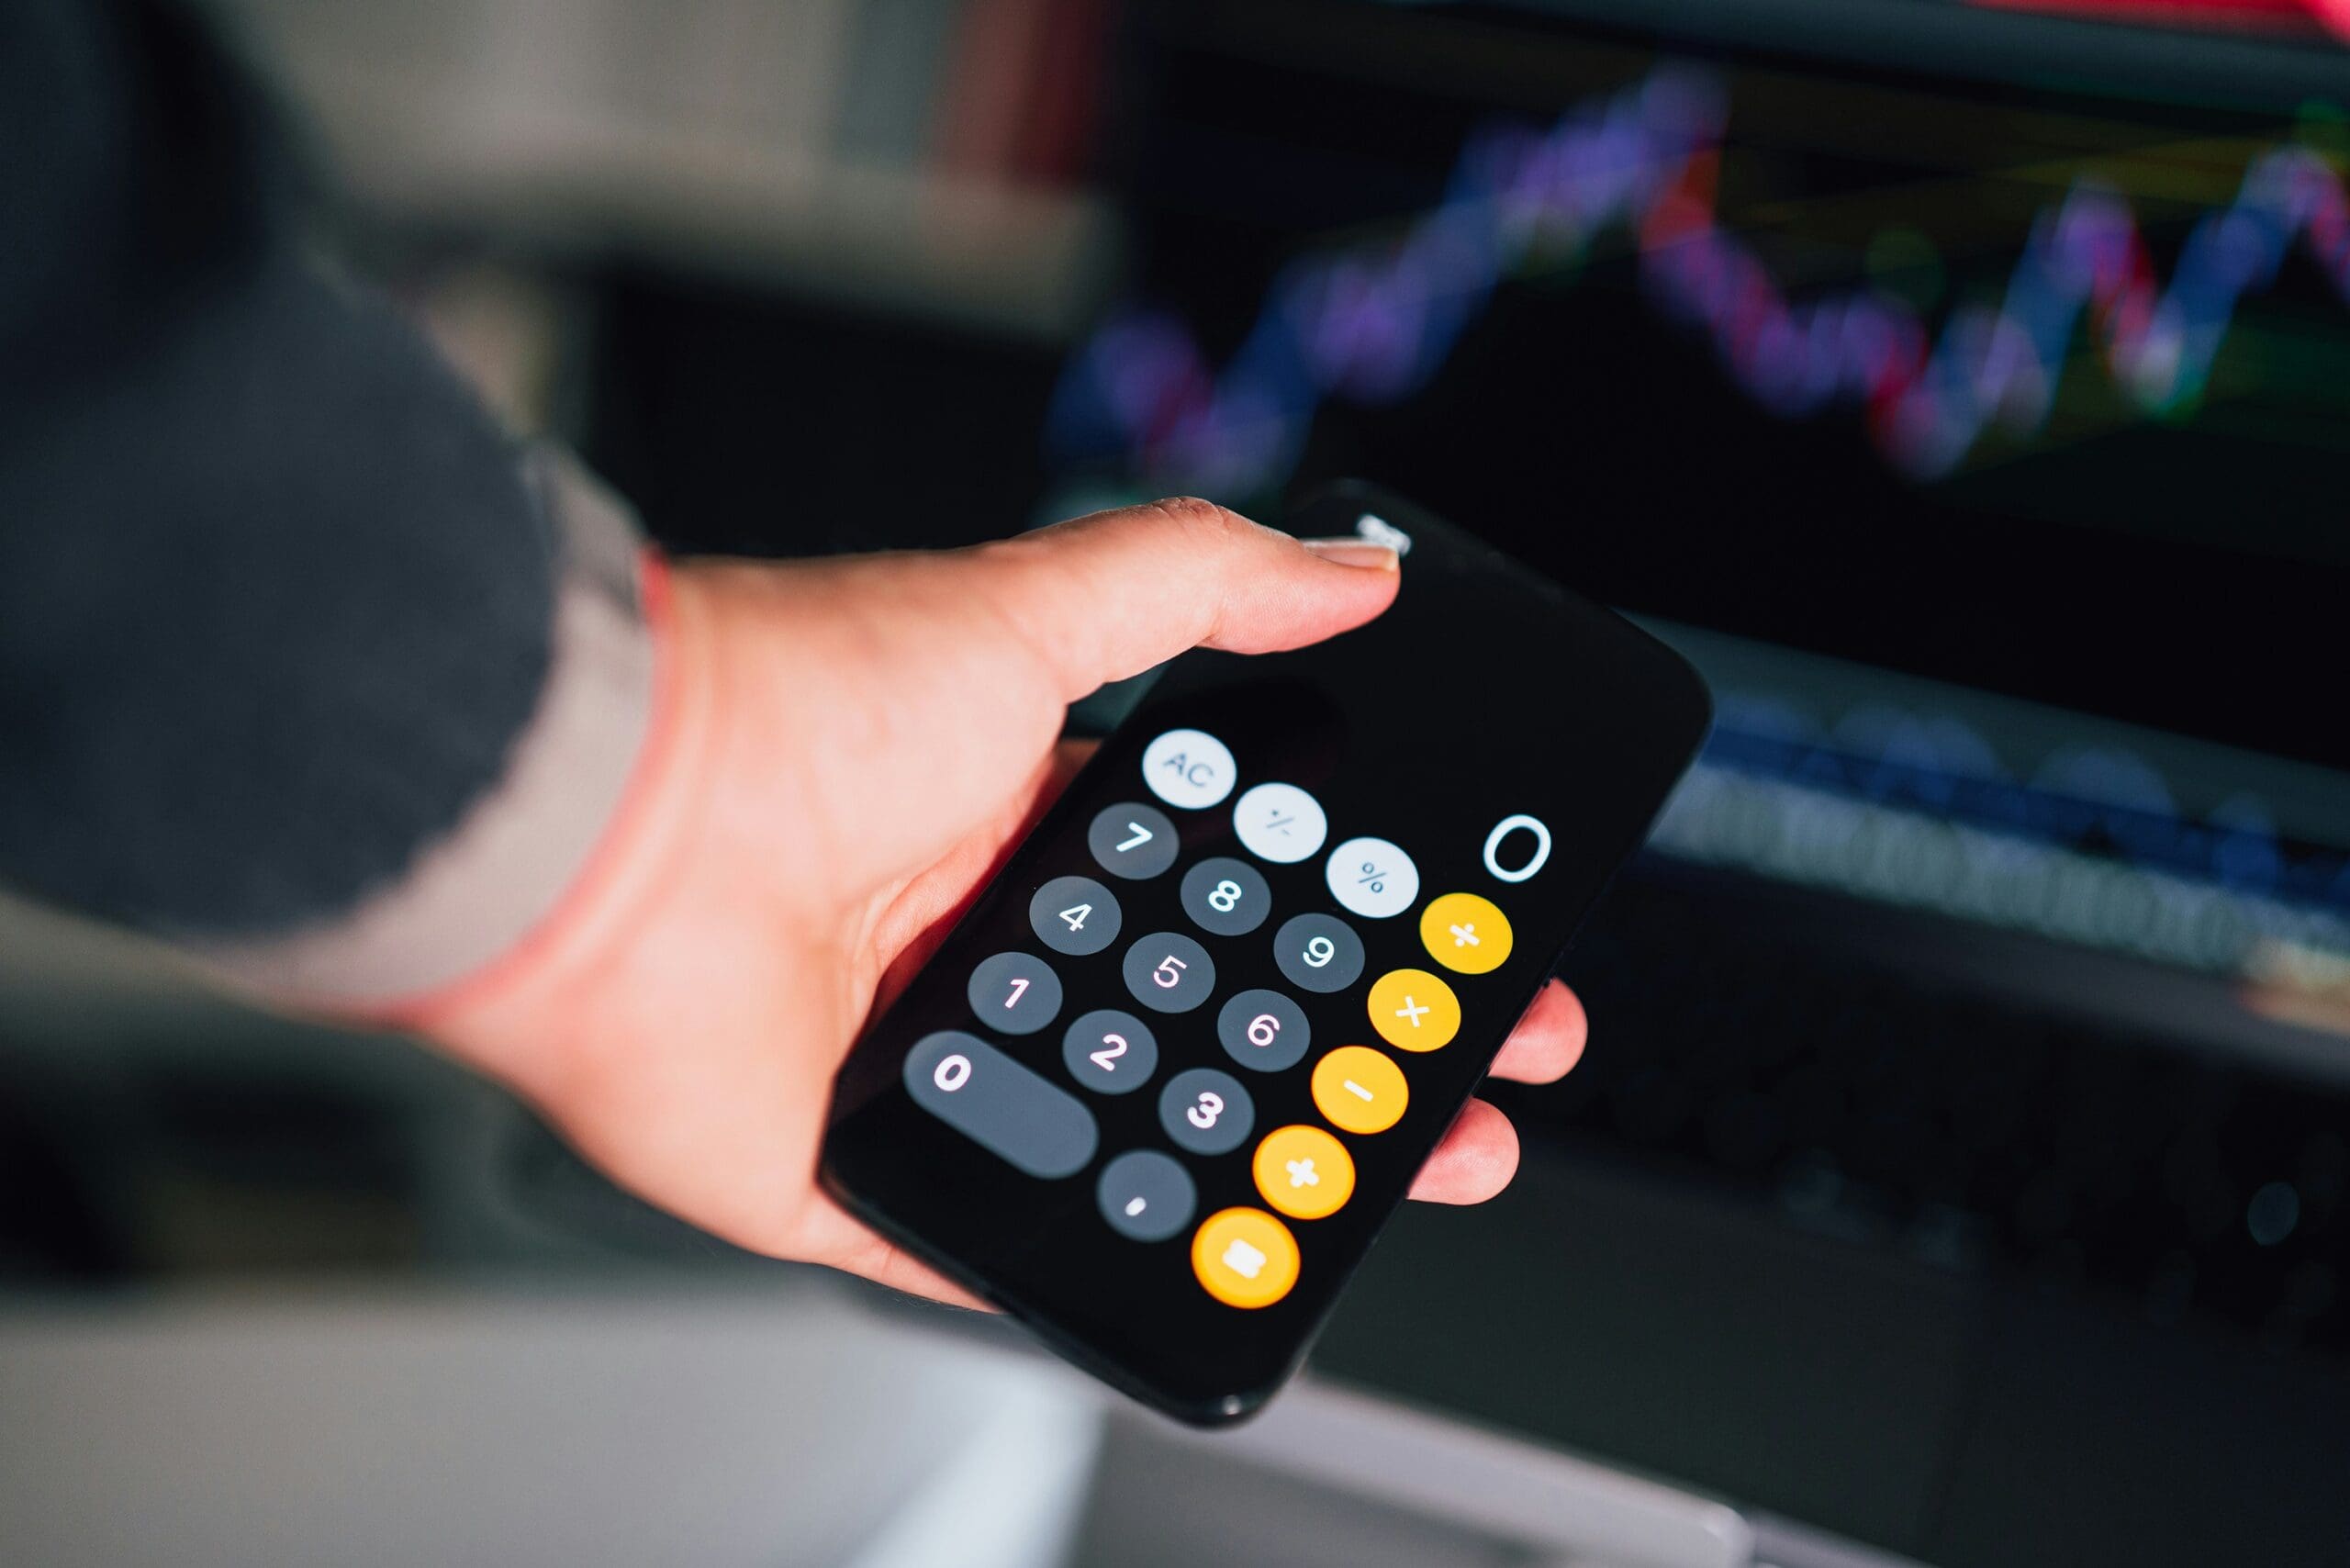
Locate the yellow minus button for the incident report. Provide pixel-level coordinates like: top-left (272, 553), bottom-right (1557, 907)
top-left (1312, 1046), bottom-right (1408, 1135)
top-left (1420, 892), bottom-right (1512, 975)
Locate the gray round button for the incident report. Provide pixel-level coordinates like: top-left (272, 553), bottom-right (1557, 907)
top-left (1180, 857), bottom-right (1273, 937)
top-left (1273, 913), bottom-right (1366, 993)
top-left (1062, 1009), bottom-right (1158, 1095)
top-left (967, 951), bottom-right (1062, 1036)
top-left (1030, 875), bottom-right (1122, 957)
top-left (1089, 803), bottom-right (1179, 880)
top-left (1217, 988), bottom-right (1310, 1072)
top-left (1158, 1068), bottom-right (1255, 1156)
top-left (1097, 1150), bottom-right (1196, 1242)
top-left (1122, 931), bottom-right (1217, 1014)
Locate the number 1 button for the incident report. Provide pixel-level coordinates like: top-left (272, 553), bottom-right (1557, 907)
top-left (967, 952), bottom-right (1062, 1036)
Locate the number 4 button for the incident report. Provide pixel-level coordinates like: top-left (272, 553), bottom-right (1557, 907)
top-left (1030, 875), bottom-right (1122, 957)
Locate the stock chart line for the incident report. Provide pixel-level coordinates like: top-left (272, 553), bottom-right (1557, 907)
top-left (1046, 67), bottom-right (2350, 493)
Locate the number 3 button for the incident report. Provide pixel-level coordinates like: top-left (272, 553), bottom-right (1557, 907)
top-left (1159, 1067), bottom-right (1254, 1156)
top-left (1122, 932), bottom-right (1216, 1014)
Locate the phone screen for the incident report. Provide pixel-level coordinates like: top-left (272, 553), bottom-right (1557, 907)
top-left (823, 484), bottom-right (1711, 1422)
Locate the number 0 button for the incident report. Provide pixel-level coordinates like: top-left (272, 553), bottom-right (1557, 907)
top-left (1030, 875), bottom-right (1121, 957)
top-left (1159, 1067), bottom-right (1254, 1156)
top-left (1123, 932), bottom-right (1216, 1014)
top-left (967, 951), bottom-right (1062, 1036)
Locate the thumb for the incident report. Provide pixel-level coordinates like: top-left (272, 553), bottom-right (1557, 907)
top-left (960, 496), bottom-right (1400, 700)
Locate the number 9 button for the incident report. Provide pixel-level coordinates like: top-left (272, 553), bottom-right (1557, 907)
top-left (1158, 1067), bottom-right (1254, 1156)
top-left (1272, 912), bottom-right (1364, 993)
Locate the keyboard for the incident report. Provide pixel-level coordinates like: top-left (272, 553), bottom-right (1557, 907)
top-left (1494, 870), bottom-right (2350, 1355)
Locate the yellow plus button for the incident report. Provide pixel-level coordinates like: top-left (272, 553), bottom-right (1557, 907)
top-left (1252, 1126), bottom-right (1357, 1220)
top-left (1420, 892), bottom-right (1513, 975)
top-left (1368, 967), bottom-right (1460, 1052)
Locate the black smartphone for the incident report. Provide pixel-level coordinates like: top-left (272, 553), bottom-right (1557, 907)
top-left (822, 483), bottom-right (1712, 1425)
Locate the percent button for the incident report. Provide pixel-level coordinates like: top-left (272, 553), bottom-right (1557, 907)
top-left (1326, 835), bottom-right (1419, 920)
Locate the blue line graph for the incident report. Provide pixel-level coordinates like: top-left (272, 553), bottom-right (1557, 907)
top-left (1046, 66), bottom-right (2350, 493)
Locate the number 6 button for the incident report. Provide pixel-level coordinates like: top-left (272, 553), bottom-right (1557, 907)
top-left (1217, 989), bottom-right (1309, 1072)
top-left (1122, 932), bottom-right (1216, 1014)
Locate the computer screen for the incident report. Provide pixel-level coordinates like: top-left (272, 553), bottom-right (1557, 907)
top-left (1037, 0), bottom-right (2350, 1044)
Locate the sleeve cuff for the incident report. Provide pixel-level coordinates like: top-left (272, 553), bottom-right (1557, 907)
top-left (192, 449), bottom-right (666, 1013)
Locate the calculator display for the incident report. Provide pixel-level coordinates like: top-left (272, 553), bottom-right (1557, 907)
top-left (823, 484), bottom-right (1711, 1424)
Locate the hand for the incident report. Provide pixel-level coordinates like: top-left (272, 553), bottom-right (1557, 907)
top-left (428, 498), bottom-right (1590, 1305)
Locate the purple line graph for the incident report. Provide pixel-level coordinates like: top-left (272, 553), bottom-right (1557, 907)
top-left (1046, 66), bottom-right (2350, 495)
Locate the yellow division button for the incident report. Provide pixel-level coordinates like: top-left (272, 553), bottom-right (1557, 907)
top-left (1253, 1126), bottom-right (1357, 1220)
top-left (1192, 1207), bottom-right (1301, 1308)
top-left (1312, 1046), bottom-right (1408, 1135)
top-left (1368, 968), bottom-right (1460, 1052)
top-left (1420, 892), bottom-right (1513, 975)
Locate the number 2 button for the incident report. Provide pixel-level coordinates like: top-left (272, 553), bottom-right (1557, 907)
top-left (966, 952), bottom-right (1062, 1036)
top-left (1029, 875), bottom-right (1121, 957)
top-left (1121, 932), bottom-right (1216, 1014)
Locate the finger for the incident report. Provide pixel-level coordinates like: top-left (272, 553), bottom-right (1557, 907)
top-left (966, 496), bottom-right (1401, 700)
top-left (1487, 980), bottom-right (1588, 1085)
top-left (1406, 1098), bottom-right (1521, 1205)
top-left (865, 740), bottom-right (1098, 1006)
top-left (787, 1191), bottom-right (997, 1311)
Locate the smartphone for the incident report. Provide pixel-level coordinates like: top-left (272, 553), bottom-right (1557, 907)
top-left (822, 483), bottom-right (1712, 1425)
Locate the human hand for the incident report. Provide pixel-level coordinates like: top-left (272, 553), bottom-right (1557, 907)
top-left (426, 499), bottom-right (1590, 1305)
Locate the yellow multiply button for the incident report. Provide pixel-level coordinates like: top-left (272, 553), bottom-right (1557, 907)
top-left (1312, 1046), bottom-right (1408, 1135)
top-left (1368, 967), bottom-right (1460, 1052)
top-left (1419, 892), bottom-right (1513, 975)
top-left (1192, 1207), bottom-right (1301, 1308)
top-left (1252, 1126), bottom-right (1357, 1220)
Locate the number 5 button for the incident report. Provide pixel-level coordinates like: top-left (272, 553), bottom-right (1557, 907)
top-left (1122, 932), bottom-right (1216, 1014)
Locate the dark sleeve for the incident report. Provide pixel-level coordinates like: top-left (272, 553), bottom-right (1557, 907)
top-left (0, 0), bottom-right (566, 946)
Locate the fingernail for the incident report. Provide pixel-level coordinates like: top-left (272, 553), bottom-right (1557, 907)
top-left (1301, 538), bottom-right (1401, 571)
